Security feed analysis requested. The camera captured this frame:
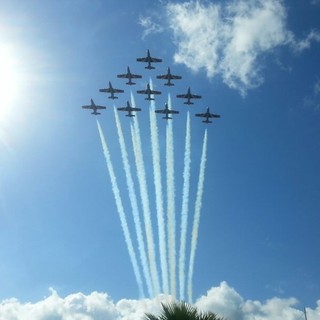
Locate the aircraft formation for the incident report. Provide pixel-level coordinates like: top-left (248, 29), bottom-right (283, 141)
top-left (81, 49), bottom-right (220, 123)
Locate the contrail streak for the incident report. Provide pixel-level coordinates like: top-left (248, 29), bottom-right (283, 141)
top-left (149, 79), bottom-right (169, 295)
top-left (130, 105), bottom-right (160, 295)
top-left (179, 112), bottom-right (191, 301)
top-left (187, 129), bottom-right (208, 304)
top-left (166, 94), bottom-right (176, 298)
top-left (114, 108), bottom-right (153, 298)
top-left (96, 120), bottom-right (145, 298)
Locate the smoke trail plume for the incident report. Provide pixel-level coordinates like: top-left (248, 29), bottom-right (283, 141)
top-left (187, 129), bottom-right (208, 303)
top-left (114, 108), bottom-right (153, 297)
top-left (179, 112), bottom-right (191, 301)
top-left (166, 95), bottom-right (176, 298)
top-left (96, 120), bottom-right (145, 298)
top-left (130, 109), bottom-right (160, 295)
top-left (149, 79), bottom-right (169, 295)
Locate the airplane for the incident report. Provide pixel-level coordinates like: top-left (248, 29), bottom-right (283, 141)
top-left (156, 67), bottom-right (182, 86)
top-left (82, 99), bottom-right (106, 115)
top-left (136, 49), bottom-right (162, 69)
top-left (136, 83), bottom-right (161, 100)
top-left (155, 103), bottom-right (179, 120)
top-left (176, 87), bottom-right (202, 105)
top-left (117, 101), bottom-right (141, 117)
top-left (195, 107), bottom-right (220, 123)
top-left (99, 81), bottom-right (124, 99)
top-left (117, 66), bottom-right (142, 85)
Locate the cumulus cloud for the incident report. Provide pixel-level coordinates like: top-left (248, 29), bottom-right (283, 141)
top-left (1, 283), bottom-right (320, 320)
top-left (142, 0), bottom-right (320, 96)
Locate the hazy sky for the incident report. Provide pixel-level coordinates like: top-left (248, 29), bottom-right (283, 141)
top-left (0, 0), bottom-right (319, 319)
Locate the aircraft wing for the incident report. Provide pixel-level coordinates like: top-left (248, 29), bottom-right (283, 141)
top-left (150, 89), bottom-right (161, 95)
top-left (137, 89), bottom-right (148, 94)
top-left (196, 112), bottom-right (220, 118)
top-left (131, 74), bottom-right (142, 79)
top-left (136, 57), bottom-right (148, 62)
top-left (99, 88), bottom-right (110, 93)
top-left (190, 93), bottom-right (202, 99)
top-left (82, 105), bottom-right (106, 110)
top-left (99, 88), bottom-right (124, 93)
top-left (170, 74), bottom-right (182, 80)
top-left (156, 109), bottom-right (179, 114)
top-left (155, 109), bottom-right (166, 114)
top-left (117, 73), bottom-right (128, 78)
top-left (176, 93), bottom-right (188, 98)
top-left (113, 88), bottom-right (124, 93)
top-left (168, 109), bottom-right (179, 114)
top-left (95, 105), bottom-right (106, 109)
top-left (137, 57), bottom-right (162, 63)
top-left (156, 74), bottom-right (169, 79)
top-left (209, 114), bottom-right (220, 118)
top-left (158, 74), bottom-right (182, 80)
top-left (195, 113), bottom-right (206, 117)
top-left (118, 107), bottom-right (141, 112)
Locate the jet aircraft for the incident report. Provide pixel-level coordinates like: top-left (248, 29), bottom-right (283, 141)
top-left (156, 67), bottom-right (182, 86)
top-left (117, 66), bottom-right (142, 85)
top-left (195, 107), bottom-right (220, 123)
top-left (99, 81), bottom-right (124, 99)
top-left (136, 49), bottom-right (162, 69)
top-left (82, 99), bottom-right (106, 115)
top-left (117, 101), bottom-right (141, 117)
top-left (155, 103), bottom-right (179, 120)
top-left (176, 87), bottom-right (202, 105)
top-left (136, 83), bottom-right (161, 100)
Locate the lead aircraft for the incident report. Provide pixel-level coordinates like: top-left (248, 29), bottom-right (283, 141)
top-left (82, 99), bottom-right (106, 115)
top-left (117, 67), bottom-right (142, 85)
top-left (156, 67), bottom-right (182, 86)
top-left (117, 101), bottom-right (141, 117)
top-left (176, 87), bottom-right (202, 105)
top-left (155, 103), bottom-right (179, 120)
top-left (137, 83), bottom-right (161, 100)
top-left (195, 107), bottom-right (220, 123)
top-left (99, 81), bottom-right (124, 99)
top-left (136, 49), bottom-right (162, 69)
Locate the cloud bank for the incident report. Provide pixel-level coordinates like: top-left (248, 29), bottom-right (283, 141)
top-left (141, 0), bottom-right (320, 95)
top-left (1, 283), bottom-right (320, 320)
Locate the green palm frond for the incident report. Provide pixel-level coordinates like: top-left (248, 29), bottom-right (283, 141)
top-left (144, 301), bottom-right (224, 320)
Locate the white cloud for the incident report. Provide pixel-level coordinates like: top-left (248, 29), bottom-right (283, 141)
top-left (196, 281), bottom-right (244, 319)
top-left (290, 30), bottom-right (320, 52)
top-left (311, 0), bottom-right (320, 5)
top-left (142, 0), bottom-right (320, 96)
top-left (138, 16), bottom-right (163, 40)
top-left (304, 78), bottom-right (320, 111)
top-left (1, 283), bottom-right (320, 320)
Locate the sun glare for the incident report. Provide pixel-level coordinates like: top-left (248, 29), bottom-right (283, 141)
top-left (0, 45), bottom-right (19, 110)
top-left (0, 45), bottom-right (21, 151)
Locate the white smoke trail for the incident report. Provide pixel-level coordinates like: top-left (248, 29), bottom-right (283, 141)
top-left (178, 112), bottom-right (191, 301)
top-left (130, 107), bottom-right (160, 296)
top-left (96, 120), bottom-right (145, 298)
top-left (149, 79), bottom-right (169, 295)
top-left (187, 129), bottom-right (208, 304)
top-left (113, 108), bottom-right (153, 298)
top-left (166, 95), bottom-right (176, 298)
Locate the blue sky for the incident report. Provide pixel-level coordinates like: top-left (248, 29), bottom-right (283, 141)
top-left (0, 0), bottom-right (320, 319)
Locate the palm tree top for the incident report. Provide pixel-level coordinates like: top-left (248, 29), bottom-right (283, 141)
top-left (145, 301), bottom-right (224, 320)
